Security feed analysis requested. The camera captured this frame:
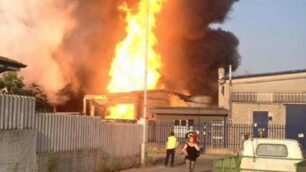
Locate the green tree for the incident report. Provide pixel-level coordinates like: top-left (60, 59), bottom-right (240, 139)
top-left (0, 72), bottom-right (25, 95)
top-left (0, 72), bottom-right (52, 112)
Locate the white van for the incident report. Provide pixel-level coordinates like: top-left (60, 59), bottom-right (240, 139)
top-left (240, 138), bottom-right (304, 172)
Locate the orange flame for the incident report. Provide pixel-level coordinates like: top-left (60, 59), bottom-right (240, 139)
top-left (169, 95), bottom-right (187, 107)
top-left (106, 104), bottom-right (135, 120)
top-left (106, 0), bottom-right (165, 119)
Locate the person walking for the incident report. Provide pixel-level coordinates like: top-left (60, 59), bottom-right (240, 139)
top-left (182, 132), bottom-right (200, 172)
top-left (165, 131), bottom-right (178, 167)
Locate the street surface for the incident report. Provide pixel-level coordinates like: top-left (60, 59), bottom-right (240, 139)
top-left (121, 154), bottom-right (222, 172)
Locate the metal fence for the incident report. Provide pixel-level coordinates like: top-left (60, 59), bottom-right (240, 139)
top-left (148, 122), bottom-right (306, 151)
top-left (36, 113), bottom-right (143, 156)
top-left (36, 113), bottom-right (99, 153)
top-left (100, 122), bottom-right (142, 157)
top-left (0, 94), bottom-right (143, 157)
top-left (0, 94), bottom-right (35, 130)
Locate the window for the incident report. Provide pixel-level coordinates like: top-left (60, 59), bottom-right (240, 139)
top-left (174, 120), bottom-right (179, 126)
top-left (256, 144), bottom-right (288, 157)
top-left (188, 119), bottom-right (194, 127)
top-left (181, 120), bottom-right (186, 126)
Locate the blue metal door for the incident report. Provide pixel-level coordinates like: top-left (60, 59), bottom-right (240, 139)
top-left (253, 111), bottom-right (269, 137)
top-left (286, 104), bottom-right (306, 150)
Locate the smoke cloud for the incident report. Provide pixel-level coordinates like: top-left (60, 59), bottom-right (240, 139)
top-left (0, 0), bottom-right (123, 108)
top-left (0, 0), bottom-right (76, 103)
top-left (0, 0), bottom-right (240, 110)
top-left (156, 0), bottom-right (240, 100)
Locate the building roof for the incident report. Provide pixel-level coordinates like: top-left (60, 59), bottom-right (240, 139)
top-left (0, 56), bottom-right (27, 73)
top-left (227, 69), bottom-right (306, 80)
top-left (151, 107), bottom-right (228, 116)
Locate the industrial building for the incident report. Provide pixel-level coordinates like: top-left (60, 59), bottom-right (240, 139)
top-left (218, 68), bottom-right (306, 140)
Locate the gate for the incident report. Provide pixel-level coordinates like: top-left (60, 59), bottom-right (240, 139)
top-left (253, 111), bottom-right (269, 137)
top-left (148, 121), bottom-right (226, 151)
top-left (148, 121), bottom-right (306, 152)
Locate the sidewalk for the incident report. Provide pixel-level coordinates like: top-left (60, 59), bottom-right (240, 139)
top-left (120, 154), bottom-right (223, 172)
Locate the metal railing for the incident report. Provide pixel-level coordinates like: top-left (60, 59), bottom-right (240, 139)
top-left (148, 122), bottom-right (306, 151)
top-left (232, 92), bottom-right (257, 102)
top-left (273, 92), bottom-right (306, 103)
top-left (232, 92), bottom-right (306, 103)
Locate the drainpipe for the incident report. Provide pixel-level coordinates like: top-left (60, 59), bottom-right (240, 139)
top-left (229, 65), bottom-right (233, 120)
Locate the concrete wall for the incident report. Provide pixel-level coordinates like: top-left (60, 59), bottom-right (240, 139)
top-left (0, 130), bottom-right (37, 172)
top-left (231, 76), bottom-right (306, 92)
top-left (35, 118), bottom-right (143, 172)
top-left (37, 150), bottom-right (140, 172)
top-left (0, 123), bottom-right (142, 172)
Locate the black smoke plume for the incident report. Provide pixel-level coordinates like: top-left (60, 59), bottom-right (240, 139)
top-left (156, 0), bottom-right (240, 102)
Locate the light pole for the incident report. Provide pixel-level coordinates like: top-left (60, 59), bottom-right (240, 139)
top-left (141, 0), bottom-right (150, 165)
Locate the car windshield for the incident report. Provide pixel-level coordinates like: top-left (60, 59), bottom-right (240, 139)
top-left (256, 144), bottom-right (288, 157)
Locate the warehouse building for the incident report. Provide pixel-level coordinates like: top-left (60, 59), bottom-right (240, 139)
top-left (218, 68), bottom-right (306, 142)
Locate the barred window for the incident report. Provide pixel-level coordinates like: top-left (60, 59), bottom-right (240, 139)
top-left (181, 120), bottom-right (186, 126)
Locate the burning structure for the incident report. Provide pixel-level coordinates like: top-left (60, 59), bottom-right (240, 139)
top-left (83, 90), bottom-right (187, 120)
top-left (0, 0), bottom-right (240, 113)
top-left (83, 89), bottom-right (228, 124)
top-left (82, 0), bottom-right (239, 123)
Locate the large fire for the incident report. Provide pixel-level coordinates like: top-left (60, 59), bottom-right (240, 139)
top-left (106, 0), bottom-right (165, 119)
top-left (107, 104), bottom-right (135, 120)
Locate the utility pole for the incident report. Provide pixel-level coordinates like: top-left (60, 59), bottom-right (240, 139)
top-left (141, 0), bottom-right (150, 165)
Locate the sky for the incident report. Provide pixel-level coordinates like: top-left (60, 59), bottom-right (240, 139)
top-left (216, 0), bottom-right (306, 75)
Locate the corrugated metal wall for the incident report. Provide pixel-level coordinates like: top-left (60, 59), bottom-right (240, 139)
top-left (100, 123), bottom-right (142, 157)
top-left (36, 113), bottom-right (142, 155)
top-left (0, 94), bottom-right (35, 130)
top-left (35, 113), bottom-right (99, 153)
top-left (0, 94), bottom-right (142, 157)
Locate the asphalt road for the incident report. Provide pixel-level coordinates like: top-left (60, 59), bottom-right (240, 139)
top-left (120, 154), bottom-right (221, 172)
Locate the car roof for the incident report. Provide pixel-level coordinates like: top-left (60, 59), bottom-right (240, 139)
top-left (251, 138), bottom-right (298, 143)
top-left (243, 138), bottom-right (303, 159)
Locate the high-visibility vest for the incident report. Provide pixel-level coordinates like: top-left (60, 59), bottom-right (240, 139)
top-left (166, 136), bottom-right (177, 149)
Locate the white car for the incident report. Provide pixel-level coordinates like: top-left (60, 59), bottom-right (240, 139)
top-left (240, 138), bottom-right (304, 172)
